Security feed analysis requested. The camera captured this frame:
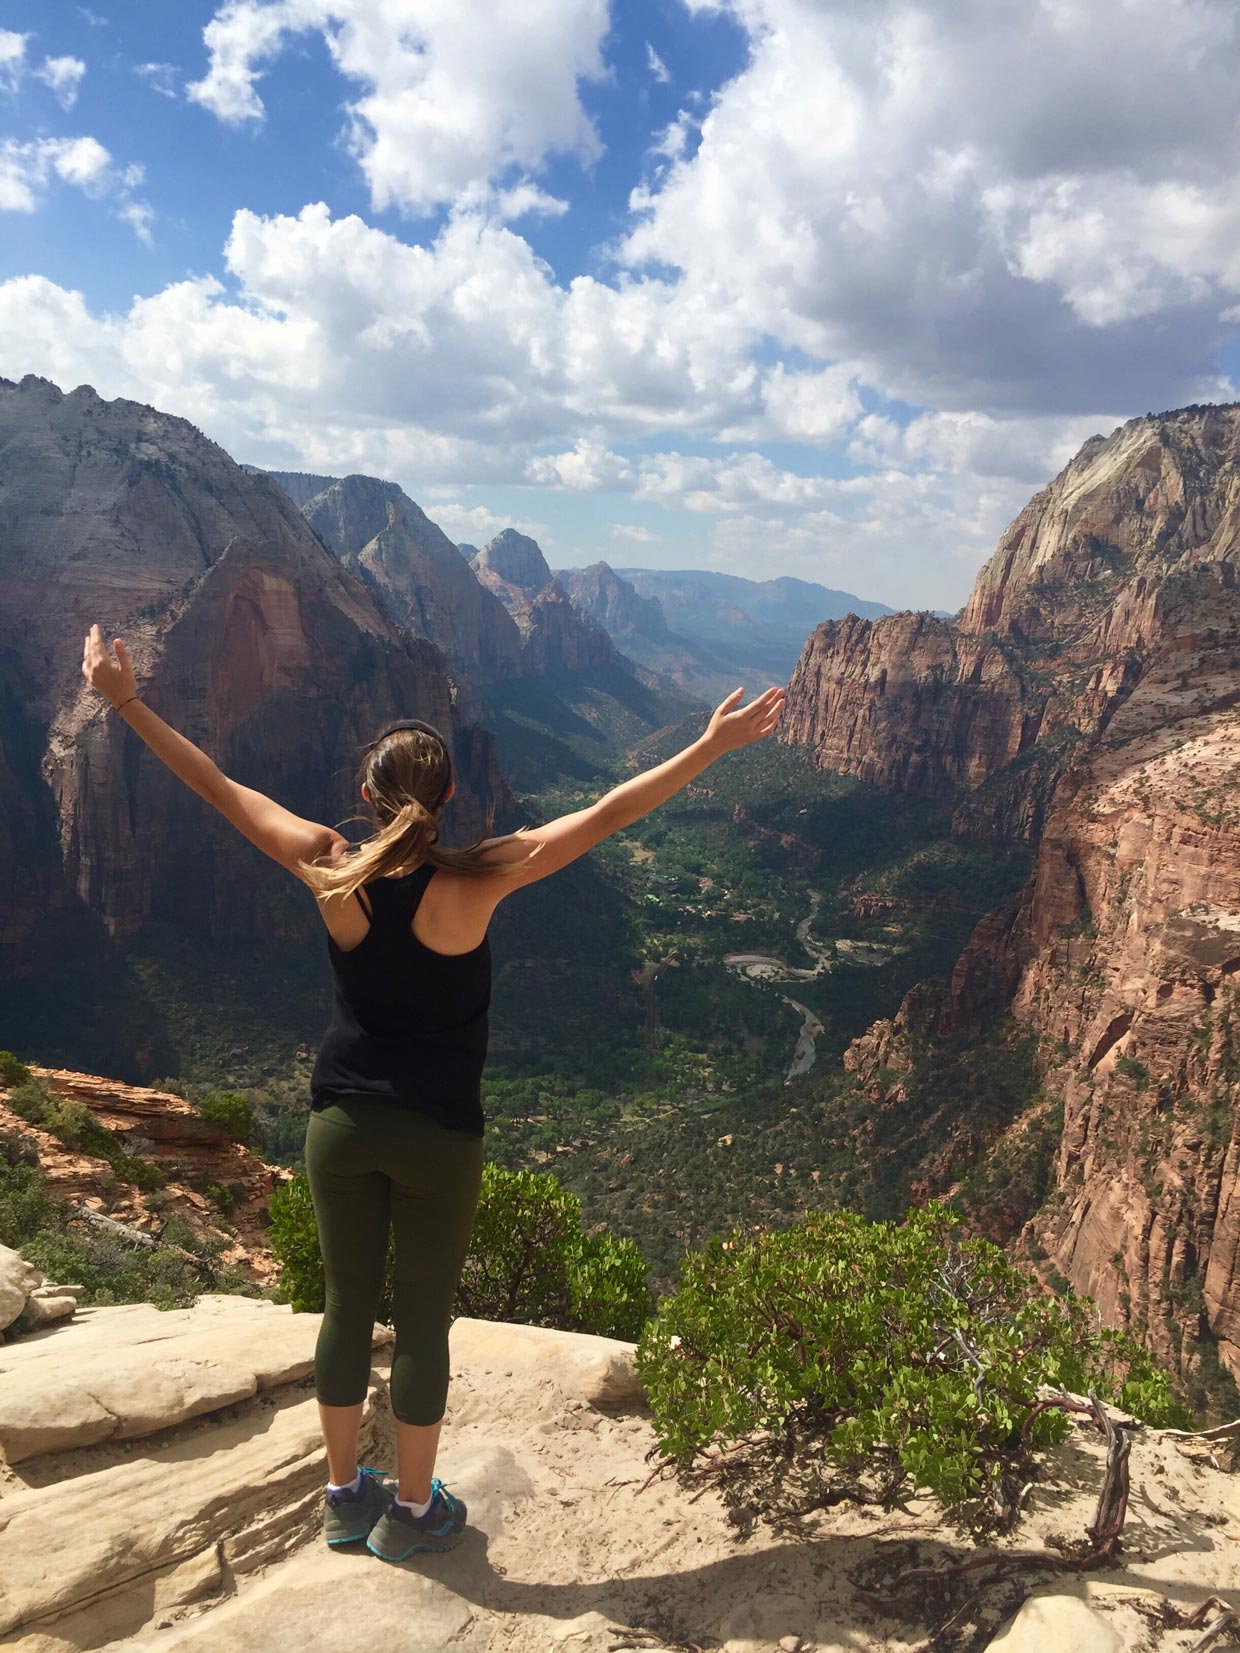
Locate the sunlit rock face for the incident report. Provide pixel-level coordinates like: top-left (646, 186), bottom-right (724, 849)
top-left (794, 405), bottom-right (1240, 1389)
top-left (784, 405), bottom-right (1240, 837)
top-left (0, 375), bottom-right (506, 949)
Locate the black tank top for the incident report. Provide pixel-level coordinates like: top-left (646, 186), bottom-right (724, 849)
top-left (309, 865), bottom-right (490, 1136)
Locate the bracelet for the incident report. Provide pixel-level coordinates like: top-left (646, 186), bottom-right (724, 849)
top-left (114, 694), bottom-right (141, 712)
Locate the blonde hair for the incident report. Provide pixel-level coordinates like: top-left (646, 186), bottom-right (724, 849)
top-left (298, 719), bottom-right (539, 904)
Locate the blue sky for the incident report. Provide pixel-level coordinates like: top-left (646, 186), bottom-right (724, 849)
top-left (4, 0), bottom-right (1240, 609)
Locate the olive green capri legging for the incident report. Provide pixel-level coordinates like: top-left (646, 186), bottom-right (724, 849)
top-left (304, 1095), bottom-right (484, 1426)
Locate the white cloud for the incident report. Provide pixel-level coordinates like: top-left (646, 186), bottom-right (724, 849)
top-left (0, 31), bottom-right (27, 93)
top-left (0, 135), bottom-right (153, 241)
top-left (610, 523), bottom-right (659, 542)
top-left (0, 137), bottom-right (109, 211)
top-left (622, 0), bottom-right (1240, 416)
top-left (646, 43), bottom-right (670, 84)
top-left (77, 7), bottom-right (109, 25)
top-left (33, 55), bottom-right (86, 110)
top-left (526, 438), bottom-right (635, 491)
top-left (187, 0), bottom-right (610, 214)
top-left (135, 61), bottom-right (180, 99)
top-left (419, 501), bottom-right (548, 547)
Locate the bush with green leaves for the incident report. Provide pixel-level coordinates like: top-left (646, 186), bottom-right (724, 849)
top-left (198, 1090), bottom-right (255, 1144)
top-left (0, 1051), bottom-right (32, 1087)
top-left (269, 1160), bottom-right (652, 1340)
top-left (635, 1203), bottom-right (1192, 1530)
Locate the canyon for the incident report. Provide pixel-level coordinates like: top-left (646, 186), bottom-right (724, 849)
top-left (784, 404), bottom-right (1240, 1393)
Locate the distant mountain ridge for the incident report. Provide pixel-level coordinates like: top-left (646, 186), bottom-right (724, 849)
top-left (258, 472), bottom-right (699, 786)
top-left (560, 563), bottom-right (892, 697)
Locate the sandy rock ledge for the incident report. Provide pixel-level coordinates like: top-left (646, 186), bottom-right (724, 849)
top-left (1, 1296), bottom-right (1238, 1653)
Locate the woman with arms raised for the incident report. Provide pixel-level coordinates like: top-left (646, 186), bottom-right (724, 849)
top-left (81, 622), bottom-right (784, 1561)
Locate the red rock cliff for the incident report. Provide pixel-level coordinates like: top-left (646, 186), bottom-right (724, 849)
top-left (796, 404), bottom-right (1240, 1394)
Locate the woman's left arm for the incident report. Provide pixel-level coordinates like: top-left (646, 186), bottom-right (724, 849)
top-left (81, 625), bottom-right (345, 878)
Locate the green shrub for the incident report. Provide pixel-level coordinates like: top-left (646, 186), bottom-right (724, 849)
top-left (268, 1161), bottom-right (653, 1339)
top-left (198, 1090), bottom-right (255, 1144)
top-left (0, 1156), bottom-right (64, 1251)
top-left (17, 1221), bottom-right (262, 1313)
top-left (635, 1203), bottom-right (1191, 1527)
top-left (5, 1078), bottom-right (52, 1126)
top-left (0, 1051), bottom-right (32, 1087)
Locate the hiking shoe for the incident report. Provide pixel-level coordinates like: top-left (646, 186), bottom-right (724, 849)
top-left (365, 1476), bottom-right (467, 1560)
top-left (324, 1465), bottom-right (396, 1546)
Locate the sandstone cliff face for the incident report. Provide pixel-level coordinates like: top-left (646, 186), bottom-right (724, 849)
top-left (1002, 610), bottom-right (1240, 1385)
top-left (0, 376), bottom-right (506, 950)
top-left (0, 1065), bottom-right (293, 1287)
top-left (810, 405), bottom-right (1240, 1394)
top-left (784, 406), bottom-right (1240, 834)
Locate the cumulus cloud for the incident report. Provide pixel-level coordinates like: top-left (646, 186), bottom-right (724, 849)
top-left (33, 55), bottom-right (86, 109)
top-left (0, 33), bottom-right (87, 107)
top-left (186, 0), bottom-right (610, 214)
top-left (0, 137), bottom-right (110, 211)
top-left (623, 0), bottom-right (1240, 416)
top-left (0, 136), bottom-right (153, 241)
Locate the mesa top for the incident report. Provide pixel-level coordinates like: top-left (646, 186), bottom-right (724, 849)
top-left (309, 864), bottom-right (490, 1136)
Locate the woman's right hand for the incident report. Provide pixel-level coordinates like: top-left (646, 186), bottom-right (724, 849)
top-left (703, 685), bottom-right (786, 753)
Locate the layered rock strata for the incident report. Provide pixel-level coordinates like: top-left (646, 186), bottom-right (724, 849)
top-left (783, 405), bottom-right (1240, 835)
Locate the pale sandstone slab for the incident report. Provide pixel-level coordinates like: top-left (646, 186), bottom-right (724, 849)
top-left (0, 1296), bottom-right (393, 1464)
top-left (0, 1248), bottom-right (44, 1334)
top-left (985, 1593), bottom-right (1123, 1653)
top-left (0, 1372), bottom-right (388, 1649)
top-left (446, 1316), bottom-right (646, 1415)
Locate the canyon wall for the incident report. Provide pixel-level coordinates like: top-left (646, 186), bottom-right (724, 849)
top-left (0, 375), bottom-right (507, 953)
top-left (786, 404), bottom-right (1240, 1391)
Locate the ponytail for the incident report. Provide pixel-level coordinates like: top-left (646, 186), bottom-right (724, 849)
top-left (296, 721), bottom-right (540, 906)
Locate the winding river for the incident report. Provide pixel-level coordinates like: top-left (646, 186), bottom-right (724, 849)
top-left (723, 891), bottom-right (889, 1080)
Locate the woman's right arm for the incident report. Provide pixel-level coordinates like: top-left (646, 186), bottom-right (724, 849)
top-left (482, 684), bottom-right (785, 893)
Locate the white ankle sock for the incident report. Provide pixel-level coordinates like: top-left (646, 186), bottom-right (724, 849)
top-left (395, 1491), bottom-right (433, 1518)
top-left (327, 1469), bottom-right (363, 1494)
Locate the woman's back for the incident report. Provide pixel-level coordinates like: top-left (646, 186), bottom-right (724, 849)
top-left (309, 865), bottom-right (491, 1137)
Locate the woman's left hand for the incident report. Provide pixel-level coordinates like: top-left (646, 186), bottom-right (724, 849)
top-left (82, 623), bottom-right (138, 708)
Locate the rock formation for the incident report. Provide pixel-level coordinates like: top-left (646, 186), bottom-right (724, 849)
top-left (0, 375), bottom-right (508, 957)
top-left (1, 1288), bottom-right (1235, 1652)
top-left (0, 1065), bottom-right (294, 1287)
top-left (564, 561), bottom-right (739, 702)
top-left (787, 404), bottom-right (1240, 1392)
top-left (470, 530), bottom-right (620, 678)
top-left (269, 472), bottom-right (524, 683)
top-left (0, 1243), bottom-right (82, 1336)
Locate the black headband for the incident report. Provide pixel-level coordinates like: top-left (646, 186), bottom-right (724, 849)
top-left (366, 717), bottom-right (447, 749)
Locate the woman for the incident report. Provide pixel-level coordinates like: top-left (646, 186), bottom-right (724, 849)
top-left (81, 622), bottom-right (785, 1561)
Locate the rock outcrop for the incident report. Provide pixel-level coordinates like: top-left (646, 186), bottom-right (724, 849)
top-left (2, 1291), bottom-right (1235, 1652)
top-left (0, 376), bottom-right (507, 953)
top-left (0, 1066), bottom-right (294, 1288)
top-left (0, 1244), bottom-right (81, 1337)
